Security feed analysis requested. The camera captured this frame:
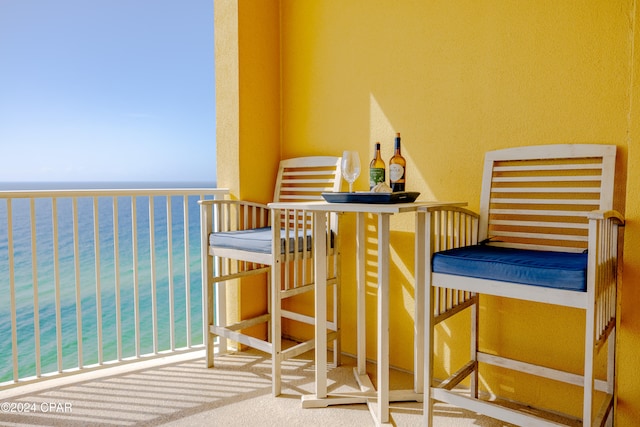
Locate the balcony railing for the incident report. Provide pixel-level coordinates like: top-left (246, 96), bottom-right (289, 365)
top-left (0, 187), bottom-right (227, 388)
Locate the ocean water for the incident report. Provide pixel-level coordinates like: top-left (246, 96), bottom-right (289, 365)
top-left (0, 182), bottom-right (215, 383)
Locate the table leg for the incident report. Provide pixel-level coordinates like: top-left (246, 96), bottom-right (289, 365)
top-left (414, 211), bottom-right (425, 393)
top-left (377, 213), bottom-right (390, 424)
top-left (422, 211), bottom-right (435, 426)
top-left (302, 211), bottom-right (368, 409)
top-left (356, 212), bottom-right (366, 375)
top-left (314, 211), bottom-right (327, 399)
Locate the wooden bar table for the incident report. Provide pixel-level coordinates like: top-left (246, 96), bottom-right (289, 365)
top-left (268, 199), bottom-right (465, 426)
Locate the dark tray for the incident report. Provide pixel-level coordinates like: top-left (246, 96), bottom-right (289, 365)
top-left (321, 191), bottom-right (420, 204)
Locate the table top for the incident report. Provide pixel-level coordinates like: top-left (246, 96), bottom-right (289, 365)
top-left (268, 200), bottom-right (466, 214)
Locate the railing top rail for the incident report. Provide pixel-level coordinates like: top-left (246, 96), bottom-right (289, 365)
top-left (0, 188), bottom-right (229, 199)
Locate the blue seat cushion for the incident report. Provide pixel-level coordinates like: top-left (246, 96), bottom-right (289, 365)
top-left (210, 227), bottom-right (331, 255)
top-left (432, 245), bottom-right (588, 291)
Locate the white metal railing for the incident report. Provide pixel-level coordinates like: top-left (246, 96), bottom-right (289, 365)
top-left (0, 187), bottom-right (227, 388)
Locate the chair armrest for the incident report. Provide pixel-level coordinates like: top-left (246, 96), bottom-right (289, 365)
top-left (198, 199), bottom-right (269, 211)
top-left (586, 210), bottom-right (622, 344)
top-left (420, 204), bottom-right (480, 219)
top-left (587, 209), bottom-right (625, 225)
top-left (199, 199), bottom-right (271, 233)
top-left (586, 208), bottom-right (623, 281)
top-left (587, 209), bottom-right (624, 258)
top-left (421, 205), bottom-right (480, 252)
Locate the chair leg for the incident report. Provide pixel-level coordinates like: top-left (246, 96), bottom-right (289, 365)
top-left (606, 326), bottom-right (616, 425)
top-left (267, 273), bottom-right (272, 345)
top-left (271, 263), bottom-right (282, 396)
top-left (205, 279), bottom-right (215, 368)
top-left (584, 306), bottom-right (596, 426)
top-left (471, 295), bottom-right (479, 399)
top-left (424, 286), bottom-right (435, 427)
top-left (333, 277), bottom-right (342, 367)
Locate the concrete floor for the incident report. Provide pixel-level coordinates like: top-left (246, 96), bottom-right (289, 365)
top-left (0, 349), bottom-right (577, 427)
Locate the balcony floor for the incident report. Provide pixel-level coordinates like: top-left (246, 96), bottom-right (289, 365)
top-left (1, 347), bottom-right (578, 426)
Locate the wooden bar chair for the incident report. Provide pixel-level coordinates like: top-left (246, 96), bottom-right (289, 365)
top-left (199, 156), bottom-right (342, 396)
top-left (421, 144), bottom-right (623, 426)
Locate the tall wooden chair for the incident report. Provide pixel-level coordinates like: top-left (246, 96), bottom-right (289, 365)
top-left (199, 156), bottom-right (342, 396)
top-left (421, 144), bottom-right (623, 426)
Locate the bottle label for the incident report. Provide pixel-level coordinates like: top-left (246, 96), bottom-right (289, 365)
top-left (369, 168), bottom-right (385, 188)
top-left (389, 164), bottom-right (404, 182)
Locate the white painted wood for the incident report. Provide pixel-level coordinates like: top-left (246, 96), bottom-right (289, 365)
top-left (432, 272), bottom-right (588, 308)
top-left (222, 314), bottom-right (272, 332)
top-left (470, 296), bottom-right (479, 399)
top-left (202, 157), bottom-right (342, 396)
top-left (488, 241), bottom-right (587, 253)
top-left (414, 211), bottom-right (426, 394)
top-left (423, 144), bottom-right (623, 427)
top-left (477, 352), bottom-right (609, 393)
top-left (201, 201), bottom-right (221, 365)
top-left (313, 210), bottom-right (328, 399)
top-left (492, 175), bottom-right (603, 182)
top-left (271, 201), bottom-right (464, 425)
top-left (493, 162), bottom-right (603, 172)
top-left (431, 388), bottom-right (568, 427)
top-left (377, 213), bottom-right (391, 424)
top-left (356, 212), bottom-right (367, 376)
top-left (210, 325), bottom-right (272, 354)
top-left (584, 217), bottom-right (598, 426)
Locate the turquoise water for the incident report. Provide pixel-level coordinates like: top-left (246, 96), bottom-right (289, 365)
top-left (0, 184), bottom-right (212, 383)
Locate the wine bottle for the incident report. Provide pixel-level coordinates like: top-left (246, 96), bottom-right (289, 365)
top-left (389, 132), bottom-right (406, 192)
top-left (369, 142), bottom-right (386, 189)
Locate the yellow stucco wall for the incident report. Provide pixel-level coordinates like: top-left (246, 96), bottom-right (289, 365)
top-left (618, 1), bottom-right (640, 424)
top-left (214, 0), bottom-right (281, 337)
top-left (217, 0), bottom-right (639, 423)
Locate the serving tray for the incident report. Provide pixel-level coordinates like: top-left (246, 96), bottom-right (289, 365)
top-left (321, 191), bottom-right (420, 204)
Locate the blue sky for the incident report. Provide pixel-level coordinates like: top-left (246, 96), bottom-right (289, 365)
top-left (0, 1), bottom-right (215, 184)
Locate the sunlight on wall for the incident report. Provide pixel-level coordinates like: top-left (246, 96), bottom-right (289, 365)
top-left (369, 92), bottom-right (394, 147)
top-left (369, 93), bottom-right (436, 202)
top-left (390, 245), bottom-right (413, 287)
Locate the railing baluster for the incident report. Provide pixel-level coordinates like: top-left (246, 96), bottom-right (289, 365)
top-left (52, 198), bottom-right (63, 373)
top-left (72, 197), bottom-right (83, 369)
top-left (184, 195), bottom-right (191, 347)
top-left (132, 196), bottom-right (141, 357)
top-left (7, 199), bottom-right (18, 382)
top-left (93, 196), bottom-right (103, 365)
top-left (149, 196), bottom-right (158, 354)
top-left (113, 196), bottom-right (122, 361)
top-left (167, 196), bottom-right (175, 350)
top-left (29, 199), bottom-right (41, 378)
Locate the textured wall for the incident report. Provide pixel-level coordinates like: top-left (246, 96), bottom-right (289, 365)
top-left (216, 0), bottom-right (639, 422)
top-left (279, 0), bottom-right (633, 420)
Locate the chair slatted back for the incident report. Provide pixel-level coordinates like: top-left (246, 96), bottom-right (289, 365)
top-left (273, 156), bottom-right (342, 202)
top-left (479, 144), bottom-right (616, 252)
top-left (272, 156), bottom-right (342, 231)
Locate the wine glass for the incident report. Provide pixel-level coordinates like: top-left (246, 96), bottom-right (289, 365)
top-left (341, 150), bottom-right (361, 193)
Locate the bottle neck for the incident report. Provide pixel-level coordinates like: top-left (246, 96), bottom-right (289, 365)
top-left (394, 140), bottom-right (401, 154)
